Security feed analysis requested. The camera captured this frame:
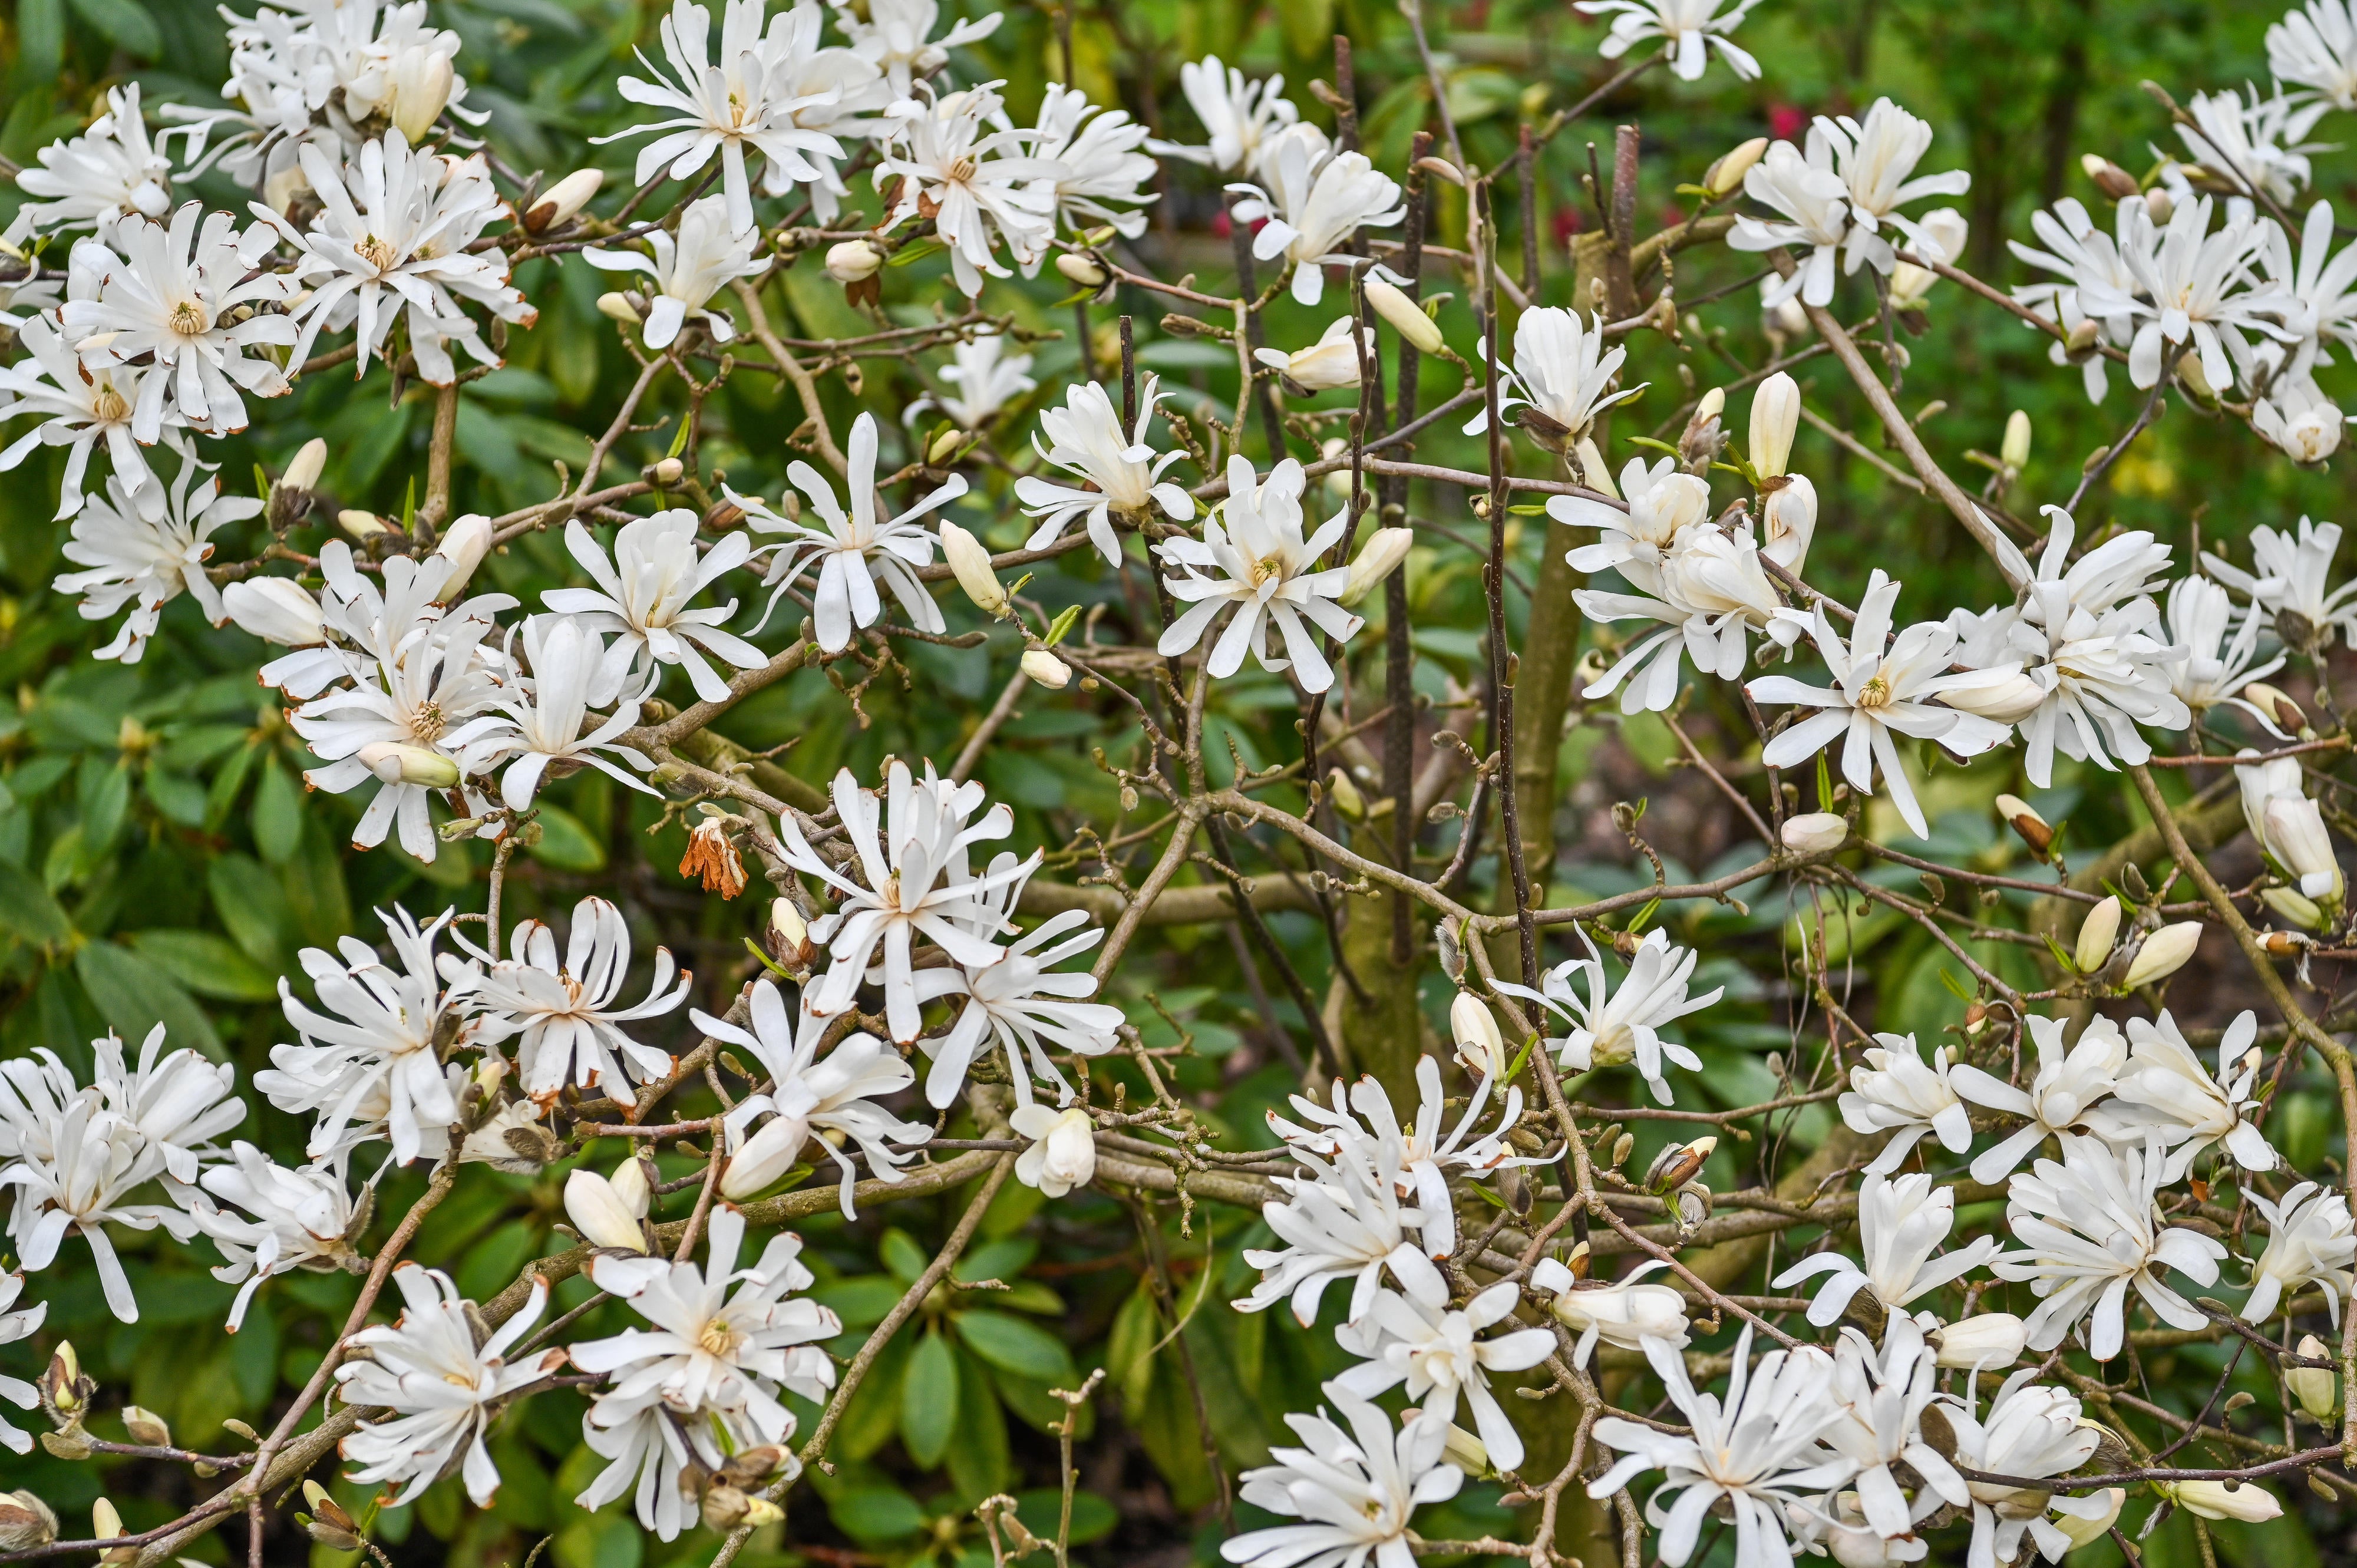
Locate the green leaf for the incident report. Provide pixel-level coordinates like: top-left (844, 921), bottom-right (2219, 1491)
top-left (828, 1486), bottom-right (926, 1544)
top-left (813, 1275), bottom-right (903, 1330)
top-left (899, 1329), bottom-right (959, 1468)
top-left (78, 754), bottom-right (130, 857)
top-left (11, 0), bottom-right (62, 89)
top-left (124, 930), bottom-right (279, 1003)
top-left (946, 1341), bottom-right (1011, 1498)
top-left (252, 756), bottom-right (302, 865)
top-left (880, 1227), bottom-right (928, 1285)
top-left (208, 853), bottom-right (291, 968)
top-left (64, 0), bottom-right (159, 57)
top-left (526, 803), bottom-right (605, 872)
top-left (1013, 1490), bottom-right (1117, 1547)
top-left (1105, 1277), bottom-right (1160, 1414)
top-left (953, 1309), bottom-right (1077, 1384)
top-left (143, 768), bottom-right (207, 828)
top-left (75, 940), bottom-right (223, 1058)
top-left (0, 856), bottom-right (74, 946)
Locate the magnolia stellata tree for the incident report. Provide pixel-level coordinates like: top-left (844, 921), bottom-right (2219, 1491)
top-left (1, 0), bottom-right (2356, 1566)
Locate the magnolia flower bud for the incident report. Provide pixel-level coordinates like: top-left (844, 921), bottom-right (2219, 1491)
top-left (388, 48), bottom-right (454, 142)
top-left (281, 436), bottom-right (327, 494)
top-left (2081, 154), bottom-right (2141, 202)
top-left (1749, 371), bottom-right (1800, 478)
top-left (92, 1499), bottom-right (128, 1566)
top-left (1324, 766), bottom-right (1366, 820)
top-left (1994, 793), bottom-right (2053, 859)
top-left (702, 1484), bottom-right (785, 1532)
top-left (2145, 186), bottom-right (2175, 225)
top-left (1704, 137), bottom-right (1770, 197)
top-left (2262, 885), bottom-right (2328, 931)
top-left (1341, 527), bottom-right (1413, 606)
top-left (1646, 1137), bottom-right (1715, 1194)
top-left (596, 291), bottom-right (644, 325)
top-left (523, 168), bottom-right (603, 233)
top-left (565, 1164), bottom-right (651, 1253)
top-left (825, 241), bottom-right (883, 283)
top-left (2073, 895), bottom-right (2122, 975)
top-left (1055, 253), bottom-right (1107, 288)
top-left (1695, 387), bottom-right (1725, 422)
top-left (2165, 1480), bottom-right (2282, 1523)
top-left (2123, 921), bottom-right (2203, 988)
top-left (1439, 1422), bottom-right (1490, 1477)
top-left (1449, 991), bottom-right (1505, 1080)
top-left (2264, 793), bottom-right (2345, 903)
top-left (433, 511), bottom-right (493, 597)
top-left (296, 1481), bottom-right (363, 1552)
top-left (2054, 1488), bottom-right (2125, 1549)
top-left (337, 507), bottom-right (391, 539)
top-left (1936, 669), bottom-right (2046, 724)
top-left (767, 899), bottom-right (815, 968)
top-left (1011, 1104), bottom-right (1097, 1197)
top-left (2064, 317), bottom-right (2101, 358)
top-left (936, 519), bottom-right (1006, 616)
top-left (1780, 811), bottom-right (1847, 854)
top-left (926, 427), bottom-right (967, 466)
top-left (357, 741), bottom-right (461, 789)
top-left (647, 456), bottom-right (685, 488)
top-left (40, 1343), bottom-right (88, 1425)
top-left (0, 1491), bottom-right (57, 1551)
top-left (2176, 346), bottom-right (2216, 399)
top-left (1929, 1312), bottom-right (2028, 1370)
top-left (2001, 409), bottom-right (2032, 470)
top-left (1257, 321), bottom-right (1367, 391)
top-left (1021, 648), bottom-right (1071, 689)
top-left (120, 1407), bottom-right (171, 1449)
top-left (2291, 1335), bottom-right (2339, 1422)
top-left (2244, 681), bottom-right (2309, 733)
top-left (1364, 277), bottom-right (1445, 355)
top-left (1572, 435), bottom-right (1616, 497)
top-left (223, 577), bottom-right (327, 646)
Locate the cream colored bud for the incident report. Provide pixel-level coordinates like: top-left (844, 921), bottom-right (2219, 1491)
top-left (650, 457), bottom-right (685, 487)
top-left (1449, 991), bottom-right (1505, 1079)
top-left (2146, 187), bottom-right (2176, 225)
top-left (565, 1166), bottom-right (651, 1253)
top-left (1364, 277), bottom-right (1445, 355)
top-left (1440, 1422), bottom-right (1490, 1477)
top-left (2064, 317), bottom-right (2102, 358)
top-left (1704, 137), bottom-right (1770, 197)
top-left (1780, 811), bottom-right (1847, 854)
top-left (223, 577), bottom-right (327, 646)
top-left (356, 741), bottom-right (462, 789)
top-left (388, 49), bottom-right (454, 142)
top-left (1021, 648), bottom-right (1071, 689)
top-left (824, 240), bottom-right (883, 283)
top-left (2122, 921), bottom-right (2203, 988)
top-left (1055, 253), bottom-right (1107, 288)
top-left (1695, 387), bottom-right (1725, 422)
top-left (1749, 371), bottom-right (1800, 478)
top-left (1936, 669), bottom-right (2046, 724)
top-left (1324, 767), bottom-right (1367, 820)
top-left (2001, 409), bottom-right (2032, 470)
top-left (1994, 793), bottom-right (2054, 859)
top-left (2177, 345), bottom-right (2215, 398)
top-left (120, 1407), bottom-right (171, 1449)
top-left (280, 437), bottom-right (327, 493)
top-left (1572, 435), bottom-right (1616, 497)
top-left (2265, 793), bottom-right (2344, 903)
top-left (938, 519), bottom-right (1006, 615)
top-left (2081, 154), bottom-right (2141, 202)
top-left (596, 291), bottom-right (643, 325)
top-left (93, 1498), bottom-right (132, 1566)
top-left (2166, 1480), bottom-right (2282, 1523)
top-left (0, 1491), bottom-right (58, 1552)
top-left (1342, 527), bottom-right (1413, 606)
top-left (2291, 1335), bottom-right (2339, 1422)
top-left (2073, 895), bottom-right (2122, 975)
top-left (2262, 886), bottom-right (2328, 932)
top-left (2054, 1488), bottom-right (2124, 1549)
top-left (1930, 1312), bottom-right (2028, 1370)
top-left (767, 898), bottom-right (814, 966)
top-left (927, 427), bottom-right (966, 466)
top-left (433, 511), bottom-right (492, 596)
top-left (337, 508), bottom-right (390, 539)
top-left (2244, 681), bottom-right (2309, 732)
top-left (523, 168), bottom-right (603, 233)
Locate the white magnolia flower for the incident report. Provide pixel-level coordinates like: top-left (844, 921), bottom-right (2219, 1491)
top-left (1576, 518), bottom-right (1804, 714)
top-left (0, 307), bottom-right (167, 521)
top-left (1808, 100), bottom-right (1972, 275)
top-left (1553, 455), bottom-right (1710, 579)
top-left (1586, 1326), bottom-right (1850, 1568)
top-left (1748, 569), bottom-right (2018, 838)
top-left (53, 451), bottom-right (251, 663)
top-left (583, 194), bottom-right (767, 349)
top-left (2243, 1181), bottom-right (2357, 1323)
top-left (0, 1275), bottom-right (47, 1453)
top-left (908, 332), bottom-right (1036, 430)
top-left (773, 761), bottom-right (1032, 1041)
top-left (543, 513), bottom-right (765, 705)
top-left (458, 615), bottom-right (661, 811)
top-left (1030, 83), bottom-right (1158, 237)
top-left (1949, 1014), bottom-right (2127, 1183)
top-left (2202, 515), bottom-right (2357, 645)
top-left (1886, 206), bottom-right (1967, 310)
top-left (2094, 1009), bottom-right (2279, 1180)
top-left (1840, 1034), bottom-right (1973, 1177)
top-left (14, 84), bottom-right (171, 244)
top-left (1774, 1171), bottom-right (2001, 1328)
top-left (2251, 374), bottom-right (2348, 463)
top-left (1335, 1283), bottom-right (1554, 1475)
top-left (876, 81), bottom-right (1062, 296)
top-left (272, 130), bottom-right (534, 384)
top-left (452, 897), bottom-right (691, 1108)
top-left (1529, 1257), bottom-right (1690, 1368)
top-left (61, 203), bottom-right (298, 440)
top-left (2178, 87), bottom-right (2329, 207)
top-left (834, 0), bottom-right (1002, 96)
top-left (2008, 195), bottom-right (2145, 402)
top-left (1014, 376), bottom-right (1196, 565)
top-left (738, 411), bottom-right (968, 652)
top-left (1166, 55), bottom-right (1299, 176)
top-left (1228, 139), bottom-right (1404, 306)
top-left (1943, 1373), bottom-right (2110, 1568)
top-left (1732, 139), bottom-right (1857, 308)
top-left (764, 2), bottom-right (894, 224)
top-left (1220, 1387), bottom-right (1463, 1568)
top-left (1991, 1135), bottom-right (2228, 1360)
top-left (573, 1205), bottom-right (837, 1539)
top-left (597, 0), bottom-right (857, 236)
top-left (1495, 929), bottom-right (1719, 1104)
top-left (2078, 194), bottom-right (2292, 392)
top-left (701, 979), bottom-right (933, 1214)
top-left (1464, 308), bottom-right (1645, 448)
top-left (1821, 1316), bottom-right (1970, 1544)
top-left (1010, 1103), bottom-right (1095, 1197)
top-left (194, 1142), bottom-right (365, 1331)
top-left (0, 1074), bottom-right (197, 1323)
top-left (1237, 1105), bottom-right (1448, 1327)
top-left (89, 1025), bottom-right (243, 1189)
top-left (256, 906), bottom-right (464, 1166)
top-left (2271, 0), bottom-right (2357, 111)
top-left (1156, 454), bottom-right (1362, 694)
top-left (2255, 199), bottom-right (2357, 385)
top-left (2165, 573), bottom-right (2285, 718)
top-left (565, 1158), bottom-right (652, 1253)
top-left (1574, 0), bottom-right (1764, 81)
top-left (1257, 316), bottom-right (1374, 391)
top-left (337, 1266), bottom-right (563, 1505)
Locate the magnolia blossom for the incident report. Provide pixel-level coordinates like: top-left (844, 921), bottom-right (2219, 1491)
top-left (1772, 1172), bottom-right (2000, 1328)
top-left (2252, 375), bottom-right (2349, 463)
top-left (1167, 56), bottom-right (1299, 174)
top-left (834, 0), bottom-right (1001, 95)
top-left (2178, 86), bottom-right (2328, 207)
top-left (1992, 1135), bottom-right (2228, 1359)
top-left (2165, 573), bottom-right (2285, 719)
top-left (453, 897), bottom-right (691, 1108)
top-left (701, 979), bottom-right (933, 1213)
top-left (1733, 139), bottom-right (1857, 308)
top-left (1228, 139), bottom-right (1404, 306)
top-left (1011, 1104), bottom-right (1096, 1197)
top-left (1577, 519), bottom-right (1804, 714)
top-left (2272, 0), bottom-right (2357, 110)
top-left (1466, 308), bottom-right (1645, 450)
top-left (194, 1143), bottom-right (365, 1331)
top-left (14, 84), bottom-right (171, 244)
top-left (1529, 1258), bottom-right (1690, 1368)
top-left (1031, 83), bottom-right (1158, 236)
top-left (738, 411), bottom-right (968, 652)
top-left (1553, 456), bottom-right (1709, 578)
top-left (1821, 1316), bottom-right (1970, 1544)
top-left (585, 194), bottom-right (768, 349)
top-left (1840, 1034), bottom-right (1973, 1176)
top-left (907, 332), bottom-right (1036, 430)
top-left (543, 513), bottom-right (765, 705)
top-left (2008, 195), bottom-right (2144, 402)
top-left (1335, 1283), bottom-right (1553, 1474)
top-left (565, 1158), bottom-right (652, 1253)
top-left (1944, 1374), bottom-right (2112, 1568)
top-left (2202, 516), bottom-right (2357, 648)
top-left (0, 1072), bottom-right (200, 1323)
top-left (599, 0), bottom-right (855, 235)
top-left (1949, 1014), bottom-right (2127, 1183)
top-left (337, 1266), bottom-right (563, 1505)
top-left (2243, 1181), bottom-right (2357, 1323)
top-left (1576, 0), bottom-right (1764, 81)
top-left (53, 453), bottom-right (250, 663)
top-left (460, 616), bottom-right (658, 810)
top-left (1157, 455), bottom-right (1362, 694)
top-left (1257, 316), bottom-right (1374, 391)
top-left (1587, 1327), bottom-right (1850, 1568)
top-left (0, 315), bottom-right (167, 520)
top-left (876, 82), bottom-right (1062, 295)
top-left (1237, 1110), bottom-right (1448, 1327)
top-left (1496, 929), bottom-right (1719, 1104)
top-left (1221, 1388), bottom-right (1462, 1568)
top-left (2095, 1009), bottom-right (2278, 1180)
top-left (1015, 376), bottom-right (1196, 564)
top-left (2078, 195), bottom-right (2291, 392)
top-left (1782, 100), bottom-right (1972, 289)
top-left (1748, 570), bottom-right (2018, 838)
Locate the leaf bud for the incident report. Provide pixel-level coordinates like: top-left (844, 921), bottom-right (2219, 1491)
top-left (120, 1407), bottom-right (171, 1449)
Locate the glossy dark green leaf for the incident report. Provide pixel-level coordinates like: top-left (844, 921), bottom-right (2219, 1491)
top-left (124, 929), bottom-right (278, 1003)
top-left (251, 756), bottom-right (302, 865)
top-left (75, 940), bottom-right (222, 1058)
top-left (207, 853), bottom-right (291, 968)
top-left (0, 857), bottom-right (73, 946)
top-left (527, 803), bottom-right (605, 872)
top-left (828, 1486), bottom-right (926, 1544)
top-left (899, 1328), bottom-right (958, 1468)
top-left (64, 0), bottom-right (160, 56)
top-left (953, 1309), bottom-right (1077, 1385)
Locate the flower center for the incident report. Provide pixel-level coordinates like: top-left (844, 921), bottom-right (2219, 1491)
top-left (949, 156), bottom-right (978, 182)
top-left (358, 235), bottom-right (398, 271)
top-left (698, 1318), bottom-right (741, 1358)
top-left (1856, 674), bottom-right (1893, 709)
top-left (168, 299), bottom-right (209, 336)
top-left (411, 704), bottom-right (446, 744)
top-left (1250, 556), bottom-right (1284, 586)
top-left (92, 384), bottom-right (128, 422)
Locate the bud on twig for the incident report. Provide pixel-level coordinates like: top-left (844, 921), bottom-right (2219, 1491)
top-left (523, 168), bottom-right (603, 234)
top-left (2080, 153), bottom-right (2142, 202)
top-left (296, 1482), bottom-right (363, 1553)
top-left (1704, 137), bottom-right (1769, 197)
top-left (1021, 648), bottom-right (1071, 689)
top-left (120, 1408), bottom-right (170, 1450)
top-left (2074, 894), bottom-right (2122, 975)
top-left (2122, 922), bottom-right (2203, 988)
top-left (1055, 253), bottom-right (1107, 289)
top-left (0, 1491), bottom-right (57, 1551)
top-left (939, 519), bottom-right (1008, 616)
top-left (1646, 1137), bottom-right (1715, 1194)
top-left (1364, 278), bottom-right (1445, 355)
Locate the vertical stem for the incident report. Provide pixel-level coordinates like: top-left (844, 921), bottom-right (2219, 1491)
top-left (1120, 314), bottom-right (1137, 428)
top-left (1478, 179), bottom-right (1540, 988)
top-left (1331, 35), bottom-right (1359, 153)
top-left (417, 381), bottom-right (458, 539)
top-left (1605, 124), bottom-right (1640, 318)
top-left (1226, 193), bottom-right (1289, 458)
top-left (1518, 123), bottom-right (1542, 299)
top-left (1384, 136), bottom-right (1432, 965)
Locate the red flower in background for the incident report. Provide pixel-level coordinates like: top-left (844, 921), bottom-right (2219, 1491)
top-left (1767, 103), bottom-right (1807, 142)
